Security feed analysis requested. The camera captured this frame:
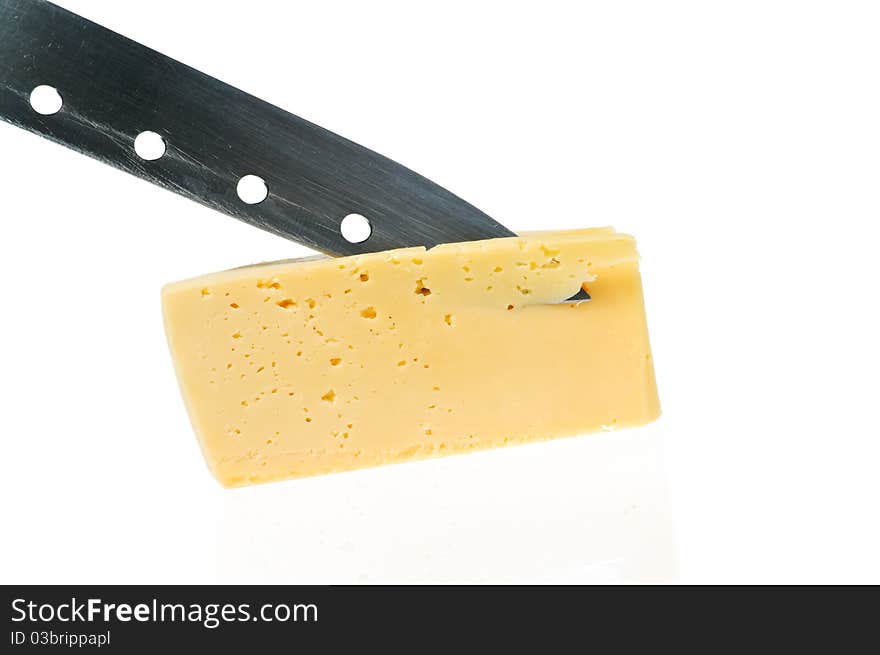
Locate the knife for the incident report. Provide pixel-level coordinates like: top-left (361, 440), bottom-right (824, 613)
top-left (0, 0), bottom-right (518, 255)
top-left (0, 0), bottom-right (589, 298)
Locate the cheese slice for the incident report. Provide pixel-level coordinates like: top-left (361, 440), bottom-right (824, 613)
top-left (162, 228), bottom-right (659, 487)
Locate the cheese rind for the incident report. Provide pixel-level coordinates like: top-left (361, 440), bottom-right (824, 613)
top-left (162, 228), bottom-right (659, 486)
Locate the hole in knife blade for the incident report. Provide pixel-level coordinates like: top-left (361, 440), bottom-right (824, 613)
top-left (29, 86), bottom-right (63, 115)
top-left (341, 214), bottom-right (372, 244)
top-left (134, 131), bottom-right (166, 161)
top-left (237, 175), bottom-right (269, 205)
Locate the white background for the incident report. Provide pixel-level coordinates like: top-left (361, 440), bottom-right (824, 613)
top-left (1, 0), bottom-right (878, 584)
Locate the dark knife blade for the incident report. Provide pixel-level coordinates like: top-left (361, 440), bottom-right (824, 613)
top-left (0, 0), bottom-right (515, 256)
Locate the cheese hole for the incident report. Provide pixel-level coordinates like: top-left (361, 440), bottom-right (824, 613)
top-left (134, 131), bottom-right (166, 160)
top-left (237, 175), bottom-right (268, 204)
top-left (30, 85), bottom-right (63, 115)
top-left (341, 214), bottom-right (372, 244)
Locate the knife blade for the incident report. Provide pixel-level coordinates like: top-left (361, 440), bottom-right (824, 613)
top-left (0, 0), bottom-right (590, 301)
top-left (0, 0), bottom-right (517, 256)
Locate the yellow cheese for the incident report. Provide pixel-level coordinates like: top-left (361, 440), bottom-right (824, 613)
top-left (162, 228), bottom-right (659, 487)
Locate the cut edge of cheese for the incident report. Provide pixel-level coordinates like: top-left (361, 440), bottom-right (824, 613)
top-left (162, 228), bottom-right (659, 487)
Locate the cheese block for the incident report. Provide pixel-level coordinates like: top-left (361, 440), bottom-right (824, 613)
top-left (162, 228), bottom-right (659, 486)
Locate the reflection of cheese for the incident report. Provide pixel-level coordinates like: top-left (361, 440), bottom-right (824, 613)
top-left (162, 228), bottom-right (660, 487)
